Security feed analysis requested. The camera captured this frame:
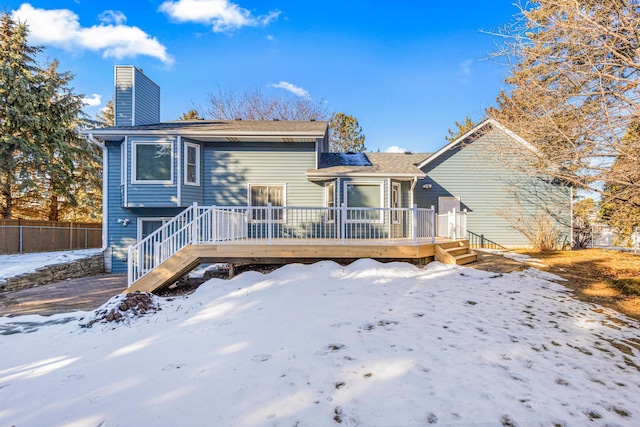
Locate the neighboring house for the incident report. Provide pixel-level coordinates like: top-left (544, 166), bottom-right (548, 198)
top-left (83, 66), bottom-right (571, 275)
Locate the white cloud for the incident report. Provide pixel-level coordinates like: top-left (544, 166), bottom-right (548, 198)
top-left (98, 10), bottom-right (127, 25)
top-left (459, 59), bottom-right (473, 76)
top-left (82, 94), bottom-right (102, 107)
top-left (269, 81), bottom-right (309, 98)
top-left (384, 145), bottom-right (408, 153)
top-left (12, 4), bottom-right (173, 64)
top-left (159, 0), bottom-right (280, 32)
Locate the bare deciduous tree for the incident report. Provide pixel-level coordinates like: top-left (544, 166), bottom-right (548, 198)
top-left (205, 87), bottom-right (328, 121)
top-left (486, 0), bottom-right (640, 217)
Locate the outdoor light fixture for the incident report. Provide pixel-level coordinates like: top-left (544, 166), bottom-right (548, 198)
top-left (117, 218), bottom-right (130, 226)
top-left (422, 184), bottom-right (432, 190)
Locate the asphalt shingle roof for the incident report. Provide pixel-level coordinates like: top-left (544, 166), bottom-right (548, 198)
top-left (86, 120), bottom-right (328, 134)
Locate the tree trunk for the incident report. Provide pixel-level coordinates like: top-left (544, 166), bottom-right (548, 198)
top-left (48, 194), bottom-right (59, 221)
top-left (1, 181), bottom-right (11, 219)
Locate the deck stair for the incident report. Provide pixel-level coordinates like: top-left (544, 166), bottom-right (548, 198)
top-left (435, 240), bottom-right (477, 265)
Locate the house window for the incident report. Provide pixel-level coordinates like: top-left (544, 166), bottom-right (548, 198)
top-left (249, 184), bottom-right (285, 221)
top-left (326, 182), bottom-right (335, 222)
top-left (391, 182), bottom-right (401, 223)
top-left (184, 142), bottom-right (200, 186)
top-left (344, 182), bottom-right (382, 222)
top-left (132, 140), bottom-right (173, 184)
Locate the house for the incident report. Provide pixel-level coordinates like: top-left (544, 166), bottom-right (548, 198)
top-left (83, 66), bottom-right (571, 289)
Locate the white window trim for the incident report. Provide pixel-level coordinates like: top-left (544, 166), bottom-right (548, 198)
top-left (343, 181), bottom-right (384, 223)
top-left (131, 139), bottom-right (174, 185)
top-left (325, 181), bottom-right (336, 223)
top-left (137, 217), bottom-right (172, 241)
top-left (184, 141), bottom-right (201, 186)
top-left (391, 182), bottom-right (402, 224)
top-left (247, 183), bottom-right (287, 223)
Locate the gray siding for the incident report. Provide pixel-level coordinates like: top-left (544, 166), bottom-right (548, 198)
top-left (415, 128), bottom-right (571, 248)
top-left (126, 136), bottom-right (179, 207)
top-left (133, 68), bottom-right (160, 126)
top-left (180, 139), bottom-right (204, 206)
top-left (114, 67), bottom-right (133, 127)
top-left (203, 142), bottom-right (323, 206)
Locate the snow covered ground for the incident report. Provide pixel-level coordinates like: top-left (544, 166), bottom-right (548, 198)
top-left (1, 259), bottom-right (640, 426)
top-left (0, 249), bottom-right (102, 280)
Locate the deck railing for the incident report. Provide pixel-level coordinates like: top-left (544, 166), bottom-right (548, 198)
top-left (436, 209), bottom-right (467, 240)
top-left (128, 204), bottom-right (441, 285)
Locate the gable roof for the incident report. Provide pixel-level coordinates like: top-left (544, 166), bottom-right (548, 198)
top-left (307, 152), bottom-right (429, 179)
top-left (81, 120), bottom-right (328, 142)
top-left (416, 118), bottom-right (538, 169)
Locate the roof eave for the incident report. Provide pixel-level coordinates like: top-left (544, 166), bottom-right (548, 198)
top-left (306, 171), bottom-right (426, 179)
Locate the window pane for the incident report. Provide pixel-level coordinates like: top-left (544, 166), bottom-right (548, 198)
top-left (187, 165), bottom-right (196, 183)
top-left (251, 186), bottom-right (268, 206)
top-left (136, 144), bottom-right (171, 181)
top-left (346, 184), bottom-right (380, 208)
top-left (268, 186), bottom-right (283, 206)
top-left (141, 220), bottom-right (164, 239)
top-left (187, 146), bottom-right (196, 165)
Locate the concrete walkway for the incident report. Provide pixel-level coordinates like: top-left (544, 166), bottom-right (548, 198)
top-left (0, 274), bottom-right (127, 317)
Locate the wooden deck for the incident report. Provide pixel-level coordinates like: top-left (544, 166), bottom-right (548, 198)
top-left (125, 238), bottom-right (475, 294)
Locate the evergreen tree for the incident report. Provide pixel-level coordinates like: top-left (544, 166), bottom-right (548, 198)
top-left (95, 98), bottom-right (114, 127)
top-left (37, 61), bottom-right (101, 221)
top-left (445, 116), bottom-right (478, 142)
top-left (328, 112), bottom-right (366, 153)
top-left (178, 109), bottom-right (202, 120)
top-left (0, 12), bottom-right (45, 218)
top-left (0, 12), bottom-right (101, 221)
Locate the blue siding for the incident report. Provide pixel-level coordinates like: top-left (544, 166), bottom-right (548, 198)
top-left (106, 141), bottom-right (136, 273)
top-left (180, 138), bottom-right (204, 206)
top-left (114, 66), bottom-right (160, 127)
top-left (114, 67), bottom-right (133, 127)
top-left (203, 142), bottom-right (323, 206)
top-left (126, 136), bottom-right (178, 207)
top-left (133, 68), bottom-right (160, 126)
top-left (415, 127), bottom-right (571, 248)
top-left (106, 141), bottom-right (188, 273)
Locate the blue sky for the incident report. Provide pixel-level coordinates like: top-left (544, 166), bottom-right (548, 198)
top-left (7, 1), bottom-right (520, 153)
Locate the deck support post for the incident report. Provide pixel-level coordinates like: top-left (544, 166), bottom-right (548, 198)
top-left (228, 263), bottom-right (234, 278)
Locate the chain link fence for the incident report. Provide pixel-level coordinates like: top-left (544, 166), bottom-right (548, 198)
top-left (574, 222), bottom-right (640, 254)
top-left (0, 219), bottom-right (101, 254)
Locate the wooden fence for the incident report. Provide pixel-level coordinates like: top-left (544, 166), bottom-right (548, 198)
top-left (0, 219), bottom-right (102, 254)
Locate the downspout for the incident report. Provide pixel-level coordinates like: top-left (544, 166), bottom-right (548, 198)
top-left (410, 176), bottom-right (418, 206)
top-left (88, 133), bottom-right (108, 252)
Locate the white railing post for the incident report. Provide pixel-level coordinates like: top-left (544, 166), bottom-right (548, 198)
top-left (340, 203), bottom-right (346, 245)
top-left (127, 245), bottom-right (133, 286)
top-left (411, 204), bottom-right (418, 244)
top-left (267, 202), bottom-right (273, 244)
top-left (191, 202), bottom-right (198, 243)
top-left (448, 208), bottom-right (454, 239)
top-left (431, 206), bottom-right (436, 243)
